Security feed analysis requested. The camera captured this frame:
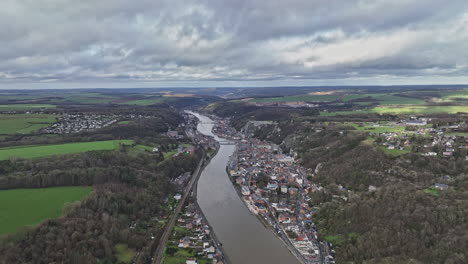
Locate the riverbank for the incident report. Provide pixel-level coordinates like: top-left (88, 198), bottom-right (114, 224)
top-left (191, 142), bottom-right (232, 264)
top-left (226, 166), bottom-right (308, 264)
top-left (191, 111), bottom-right (302, 264)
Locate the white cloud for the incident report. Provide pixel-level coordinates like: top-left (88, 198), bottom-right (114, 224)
top-left (0, 0), bottom-right (467, 87)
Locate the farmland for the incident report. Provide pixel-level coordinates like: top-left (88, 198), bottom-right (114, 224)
top-left (251, 93), bottom-right (427, 104)
top-left (0, 186), bottom-right (92, 234)
top-left (249, 90), bottom-right (468, 116)
top-left (371, 105), bottom-right (468, 115)
top-left (0, 104), bottom-right (56, 111)
top-left (253, 94), bottom-right (340, 103)
top-left (0, 114), bottom-right (57, 135)
top-left (0, 140), bottom-right (134, 160)
top-left (322, 105), bottom-right (468, 116)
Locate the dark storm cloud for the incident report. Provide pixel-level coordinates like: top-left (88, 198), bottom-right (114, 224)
top-left (1, 0), bottom-right (468, 87)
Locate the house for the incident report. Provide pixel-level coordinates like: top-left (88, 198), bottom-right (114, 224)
top-left (204, 246), bottom-right (216, 254)
top-left (267, 183), bottom-right (278, 191)
top-left (280, 185), bottom-right (288, 194)
top-left (278, 213), bottom-right (291, 223)
top-left (167, 130), bottom-right (179, 138)
top-left (435, 183), bottom-right (449, 190)
top-left (152, 147), bottom-right (159, 152)
top-left (288, 187), bottom-right (299, 196)
top-left (186, 258), bottom-right (198, 264)
top-left (406, 119), bottom-right (427, 126)
top-left (178, 237), bottom-right (191, 248)
top-left (241, 186), bottom-right (251, 196)
top-left (174, 193), bottom-right (182, 200)
top-left (235, 177), bottom-right (244, 185)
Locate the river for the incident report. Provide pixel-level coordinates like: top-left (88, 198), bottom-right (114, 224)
top-left (191, 112), bottom-right (300, 264)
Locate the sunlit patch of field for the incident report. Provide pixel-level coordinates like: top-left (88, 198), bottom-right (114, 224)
top-left (0, 140), bottom-right (134, 160)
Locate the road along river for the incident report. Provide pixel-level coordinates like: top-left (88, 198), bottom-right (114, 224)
top-left (191, 112), bottom-right (300, 264)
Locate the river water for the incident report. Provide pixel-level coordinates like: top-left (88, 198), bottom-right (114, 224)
top-left (191, 112), bottom-right (300, 264)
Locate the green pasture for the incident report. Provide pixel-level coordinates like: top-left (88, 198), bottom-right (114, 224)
top-left (322, 105), bottom-right (467, 116)
top-left (0, 186), bottom-right (92, 234)
top-left (379, 147), bottom-right (411, 157)
top-left (371, 105), bottom-right (467, 115)
top-left (0, 114), bottom-right (57, 134)
top-left (0, 140), bottom-right (134, 160)
top-left (423, 187), bottom-right (440, 197)
top-left (344, 122), bottom-right (406, 133)
top-left (0, 104), bottom-right (56, 111)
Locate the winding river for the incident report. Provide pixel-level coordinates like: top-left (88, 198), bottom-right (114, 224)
top-left (191, 112), bottom-right (300, 264)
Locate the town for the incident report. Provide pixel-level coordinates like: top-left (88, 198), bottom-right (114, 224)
top-left (210, 117), bottom-right (334, 264)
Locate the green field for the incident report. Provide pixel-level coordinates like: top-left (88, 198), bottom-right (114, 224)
top-left (252, 93), bottom-right (427, 104)
top-left (371, 105), bottom-right (468, 115)
top-left (379, 147), bottom-right (411, 156)
top-left (344, 122), bottom-right (407, 133)
top-left (322, 105), bottom-right (468, 116)
top-left (0, 140), bottom-right (134, 160)
top-left (49, 93), bottom-right (117, 104)
top-left (438, 89), bottom-right (468, 102)
top-left (423, 187), bottom-right (440, 197)
top-left (0, 186), bottom-right (92, 234)
top-left (0, 104), bottom-right (56, 111)
top-left (0, 114), bottom-right (57, 135)
top-left (362, 93), bottom-right (426, 105)
top-left (115, 244), bottom-right (136, 263)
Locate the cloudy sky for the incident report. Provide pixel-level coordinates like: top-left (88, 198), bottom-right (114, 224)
top-left (1, 0), bottom-right (468, 89)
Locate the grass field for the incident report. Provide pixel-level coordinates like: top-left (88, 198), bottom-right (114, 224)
top-left (322, 105), bottom-right (468, 116)
top-left (115, 244), bottom-right (136, 263)
top-left (252, 93), bottom-right (427, 105)
top-left (46, 93), bottom-right (117, 105)
top-left (423, 187), bottom-right (440, 197)
top-left (0, 186), bottom-right (92, 234)
top-left (162, 247), bottom-right (211, 264)
top-left (0, 104), bottom-right (56, 111)
top-left (344, 122), bottom-right (406, 133)
top-left (379, 147), bottom-right (411, 156)
top-left (438, 89), bottom-right (468, 102)
top-left (0, 140), bottom-right (134, 160)
top-left (0, 114), bottom-right (57, 135)
top-left (371, 105), bottom-right (468, 114)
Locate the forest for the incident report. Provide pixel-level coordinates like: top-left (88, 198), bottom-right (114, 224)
top-left (245, 112), bottom-right (468, 264)
top-left (0, 106), bottom-right (202, 264)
